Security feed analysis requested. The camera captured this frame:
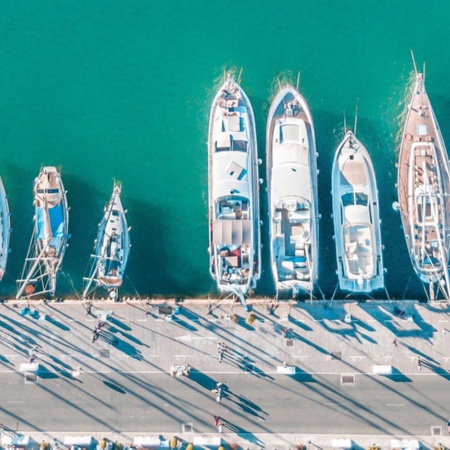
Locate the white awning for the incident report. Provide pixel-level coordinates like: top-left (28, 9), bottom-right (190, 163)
top-left (63, 436), bottom-right (93, 446)
top-left (332, 439), bottom-right (352, 449)
top-left (213, 219), bottom-right (252, 245)
top-left (133, 437), bottom-right (164, 448)
top-left (391, 440), bottom-right (420, 450)
top-left (193, 437), bottom-right (222, 446)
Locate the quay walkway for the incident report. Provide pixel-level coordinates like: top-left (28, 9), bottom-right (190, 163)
top-left (0, 298), bottom-right (449, 450)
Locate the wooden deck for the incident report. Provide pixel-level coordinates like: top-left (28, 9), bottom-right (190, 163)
top-left (397, 74), bottom-right (450, 283)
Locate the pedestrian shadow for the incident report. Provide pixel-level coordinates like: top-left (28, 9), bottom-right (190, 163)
top-left (103, 380), bottom-right (127, 394)
top-left (189, 370), bottom-right (218, 390)
top-left (99, 333), bottom-right (144, 360)
top-left (108, 316), bottom-right (132, 331)
top-left (292, 369), bottom-right (316, 383)
top-left (179, 308), bottom-right (201, 322)
top-left (0, 355), bottom-right (13, 366)
top-left (288, 315), bottom-right (314, 332)
top-left (228, 393), bottom-right (268, 419)
top-left (37, 364), bottom-right (60, 379)
top-left (401, 343), bottom-right (440, 365)
top-left (106, 326), bottom-right (149, 347)
top-left (45, 316), bottom-right (71, 331)
top-left (384, 367), bottom-right (412, 382)
top-left (220, 421), bottom-right (264, 446)
top-left (169, 317), bottom-right (198, 332)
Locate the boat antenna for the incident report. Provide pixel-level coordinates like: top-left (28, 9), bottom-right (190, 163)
top-left (237, 67), bottom-right (243, 84)
top-left (343, 110), bottom-right (347, 134)
top-left (354, 100), bottom-right (359, 135)
top-left (410, 49), bottom-right (418, 76)
top-left (296, 71), bottom-right (300, 91)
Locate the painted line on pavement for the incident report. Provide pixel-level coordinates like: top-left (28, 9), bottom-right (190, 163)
top-left (137, 319), bottom-right (147, 322)
top-left (7, 401), bottom-right (25, 403)
top-left (386, 404), bottom-right (405, 407)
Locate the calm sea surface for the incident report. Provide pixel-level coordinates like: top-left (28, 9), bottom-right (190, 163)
top-left (1, 1), bottom-right (450, 300)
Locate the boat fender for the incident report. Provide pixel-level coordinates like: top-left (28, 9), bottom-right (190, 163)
top-left (124, 209), bottom-right (128, 213)
top-left (258, 158), bottom-right (262, 164)
top-left (68, 233), bottom-right (72, 239)
top-left (127, 226), bottom-right (131, 231)
top-left (259, 178), bottom-right (263, 184)
top-left (392, 201), bottom-right (399, 211)
top-left (317, 170), bottom-right (320, 174)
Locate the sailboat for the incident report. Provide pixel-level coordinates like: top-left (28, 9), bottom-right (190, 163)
top-left (266, 84), bottom-right (319, 295)
top-left (332, 129), bottom-right (384, 292)
top-left (207, 77), bottom-right (261, 308)
top-left (397, 59), bottom-right (450, 300)
top-left (16, 167), bottom-right (69, 298)
top-left (82, 182), bottom-right (130, 299)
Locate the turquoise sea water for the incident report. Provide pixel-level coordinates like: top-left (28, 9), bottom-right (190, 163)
top-left (2, 1), bottom-right (450, 299)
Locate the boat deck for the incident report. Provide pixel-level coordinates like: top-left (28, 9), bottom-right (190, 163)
top-left (397, 74), bottom-right (450, 283)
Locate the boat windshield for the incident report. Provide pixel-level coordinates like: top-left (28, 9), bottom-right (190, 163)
top-left (36, 188), bottom-right (59, 194)
top-left (341, 192), bottom-right (368, 207)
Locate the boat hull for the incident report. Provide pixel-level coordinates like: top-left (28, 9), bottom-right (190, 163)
top-left (0, 175), bottom-right (10, 281)
top-left (207, 78), bottom-right (261, 296)
top-left (266, 85), bottom-right (319, 294)
top-left (331, 131), bottom-right (384, 292)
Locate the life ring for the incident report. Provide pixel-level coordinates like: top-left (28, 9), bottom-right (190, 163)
top-left (405, 133), bottom-right (413, 141)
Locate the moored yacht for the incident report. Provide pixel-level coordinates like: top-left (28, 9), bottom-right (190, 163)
top-left (332, 131), bottom-right (384, 292)
top-left (207, 77), bottom-right (261, 307)
top-left (82, 182), bottom-right (131, 299)
top-left (16, 166), bottom-right (69, 298)
top-left (0, 175), bottom-right (10, 281)
top-left (397, 67), bottom-right (450, 299)
top-left (266, 85), bottom-right (319, 295)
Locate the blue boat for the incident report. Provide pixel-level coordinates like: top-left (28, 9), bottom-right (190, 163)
top-left (16, 167), bottom-right (69, 298)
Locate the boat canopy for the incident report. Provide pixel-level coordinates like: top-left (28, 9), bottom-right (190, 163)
top-left (273, 143), bottom-right (309, 166)
top-left (272, 164), bottom-right (311, 201)
top-left (344, 204), bottom-right (370, 224)
top-left (213, 219), bottom-right (252, 246)
top-left (36, 206), bottom-right (65, 239)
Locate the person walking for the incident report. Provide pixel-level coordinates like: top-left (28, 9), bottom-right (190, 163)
top-left (393, 338), bottom-right (398, 347)
top-left (417, 356), bottom-right (422, 371)
top-left (91, 329), bottom-right (99, 343)
top-left (218, 423), bottom-right (224, 433)
top-left (213, 416), bottom-right (219, 427)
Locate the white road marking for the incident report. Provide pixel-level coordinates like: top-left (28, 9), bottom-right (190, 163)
top-left (387, 403), bottom-right (405, 407)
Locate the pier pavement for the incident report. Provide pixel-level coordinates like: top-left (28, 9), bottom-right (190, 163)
top-left (0, 298), bottom-right (449, 449)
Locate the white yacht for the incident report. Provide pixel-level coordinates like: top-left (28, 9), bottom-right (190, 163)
top-left (82, 182), bottom-right (131, 299)
top-left (0, 175), bottom-right (10, 281)
top-left (266, 85), bottom-right (319, 294)
top-left (208, 77), bottom-right (260, 306)
top-left (397, 68), bottom-right (450, 299)
top-left (331, 131), bottom-right (384, 292)
top-left (16, 167), bottom-right (69, 298)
